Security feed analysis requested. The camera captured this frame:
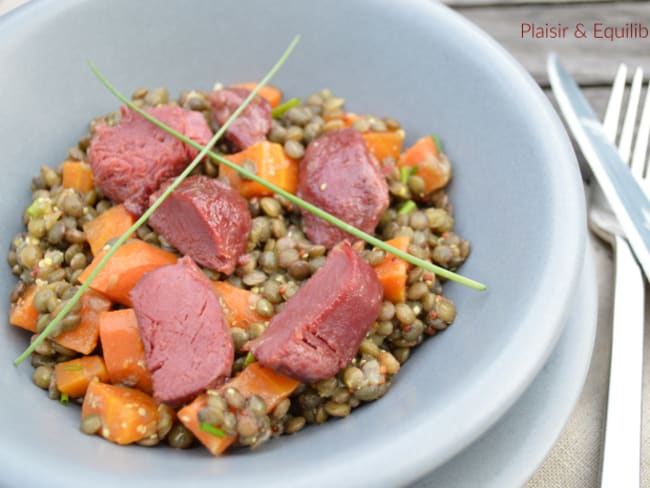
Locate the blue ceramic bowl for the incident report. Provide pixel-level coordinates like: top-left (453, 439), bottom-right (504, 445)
top-left (0, 1), bottom-right (585, 486)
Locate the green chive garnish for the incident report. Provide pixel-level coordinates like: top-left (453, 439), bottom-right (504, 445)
top-left (199, 422), bottom-right (226, 438)
top-left (399, 166), bottom-right (410, 185)
top-left (64, 365), bottom-right (84, 371)
top-left (271, 97), bottom-right (301, 119)
top-left (13, 36), bottom-right (301, 366)
top-left (243, 352), bottom-right (256, 367)
top-left (431, 134), bottom-right (443, 154)
top-left (26, 197), bottom-right (49, 218)
top-left (60, 393), bottom-right (69, 406)
top-left (397, 200), bottom-right (416, 215)
top-left (91, 72), bottom-right (486, 292)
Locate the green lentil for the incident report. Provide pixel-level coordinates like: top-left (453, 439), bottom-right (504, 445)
top-left (167, 423), bottom-right (194, 449)
top-left (242, 270), bottom-right (267, 287)
top-left (437, 298), bottom-right (456, 323)
top-left (198, 406), bottom-right (225, 426)
top-left (248, 321), bottom-right (266, 339)
top-left (157, 405), bottom-right (174, 439)
top-left (278, 248), bottom-right (299, 268)
top-left (260, 197), bottom-right (281, 217)
top-left (231, 327), bottom-right (249, 351)
top-left (255, 298), bottom-right (274, 318)
top-left (287, 260), bottom-right (310, 280)
top-left (284, 139), bottom-right (305, 159)
top-left (80, 414), bottom-right (102, 435)
top-left (395, 303), bottom-right (415, 325)
top-left (272, 398), bottom-right (291, 419)
top-left (285, 416), bottom-right (306, 434)
top-left (32, 365), bottom-right (52, 389)
top-left (247, 395), bottom-right (267, 419)
top-left (393, 347), bottom-right (411, 364)
top-left (262, 279), bottom-right (282, 304)
top-left (324, 401), bottom-right (351, 417)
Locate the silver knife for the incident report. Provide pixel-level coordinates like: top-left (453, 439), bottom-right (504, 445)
top-left (548, 54), bottom-right (650, 281)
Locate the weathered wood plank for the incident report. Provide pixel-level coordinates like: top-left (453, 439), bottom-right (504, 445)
top-left (453, 3), bottom-right (650, 84)
top-left (446, 0), bottom-right (641, 6)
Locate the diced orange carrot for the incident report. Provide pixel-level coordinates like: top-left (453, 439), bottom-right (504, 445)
top-left (99, 309), bottom-right (152, 394)
top-left (228, 362), bottom-right (300, 410)
top-left (230, 83), bottom-right (282, 108)
top-left (54, 290), bottom-right (112, 355)
top-left (398, 136), bottom-right (451, 194)
top-left (9, 285), bottom-right (39, 333)
top-left (62, 161), bottom-right (94, 194)
top-left (81, 381), bottom-right (159, 445)
top-left (55, 355), bottom-right (109, 398)
top-left (373, 236), bottom-right (411, 303)
top-left (220, 141), bottom-right (299, 198)
top-left (212, 281), bottom-right (265, 329)
top-left (77, 239), bottom-right (177, 306)
top-left (363, 131), bottom-right (404, 163)
top-left (177, 394), bottom-right (235, 455)
top-left (178, 362), bottom-right (299, 456)
top-left (83, 204), bottom-right (135, 256)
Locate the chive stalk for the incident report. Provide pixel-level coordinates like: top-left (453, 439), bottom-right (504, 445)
top-left (63, 365), bottom-right (84, 371)
top-left (399, 166), bottom-right (411, 185)
top-left (431, 134), bottom-right (443, 154)
top-left (397, 200), bottom-right (416, 215)
top-left (92, 78), bottom-right (487, 291)
top-left (243, 352), bottom-right (256, 367)
top-left (60, 393), bottom-right (70, 406)
top-left (13, 36), bottom-right (301, 366)
top-left (271, 97), bottom-right (301, 118)
top-left (199, 422), bottom-right (226, 438)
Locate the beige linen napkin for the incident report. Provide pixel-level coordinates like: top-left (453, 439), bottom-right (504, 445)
top-left (527, 234), bottom-right (650, 488)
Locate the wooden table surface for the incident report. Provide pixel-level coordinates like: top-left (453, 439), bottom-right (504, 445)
top-left (448, 0), bottom-right (650, 115)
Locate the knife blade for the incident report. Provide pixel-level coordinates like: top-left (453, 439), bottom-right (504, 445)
top-left (548, 53), bottom-right (650, 281)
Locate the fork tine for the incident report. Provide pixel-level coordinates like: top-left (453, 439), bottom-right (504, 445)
top-left (632, 79), bottom-right (650, 180)
top-left (603, 64), bottom-right (628, 142)
top-left (619, 67), bottom-right (643, 164)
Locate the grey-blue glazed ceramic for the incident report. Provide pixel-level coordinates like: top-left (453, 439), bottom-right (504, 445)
top-left (0, 1), bottom-right (586, 486)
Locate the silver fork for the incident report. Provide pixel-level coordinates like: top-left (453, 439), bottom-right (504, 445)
top-left (588, 65), bottom-right (646, 488)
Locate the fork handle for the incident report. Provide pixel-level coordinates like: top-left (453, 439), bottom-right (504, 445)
top-left (600, 236), bottom-right (644, 488)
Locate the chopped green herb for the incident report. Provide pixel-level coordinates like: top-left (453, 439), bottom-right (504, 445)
top-left (399, 166), bottom-right (411, 185)
top-left (243, 352), bottom-right (256, 367)
top-left (271, 97), bottom-right (301, 118)
top-left (399, 165), bottom-right (418, 185)
top-left (64, 365), bottom-right (84, 371)
top-left (199, 422), bottom-right (226, 438)
top-left (431, 134), bottom-right (443, 154)
top-left (397, 200), bottom-right (417, 215)
top-left (26, 197), bottom-right (50, 218)
top-left (59, 393), bottom-right (69, 406)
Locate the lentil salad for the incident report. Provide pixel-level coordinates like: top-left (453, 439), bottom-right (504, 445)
top-left (8, 83), bottom-right (470, 453)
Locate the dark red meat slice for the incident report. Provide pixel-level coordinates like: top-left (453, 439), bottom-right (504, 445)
top-left (244, 241), bottom-right (383, 382)
top-left (88, 106), bottom-right (212, 216)
top-left (130, 256), bottom-right (234, 407)
top-left (298, 128), bottom-right (389, 248)
top-left (147, 175), bottom-right (251, 274)
top-left (208, 87), bottom-right (271, 150)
